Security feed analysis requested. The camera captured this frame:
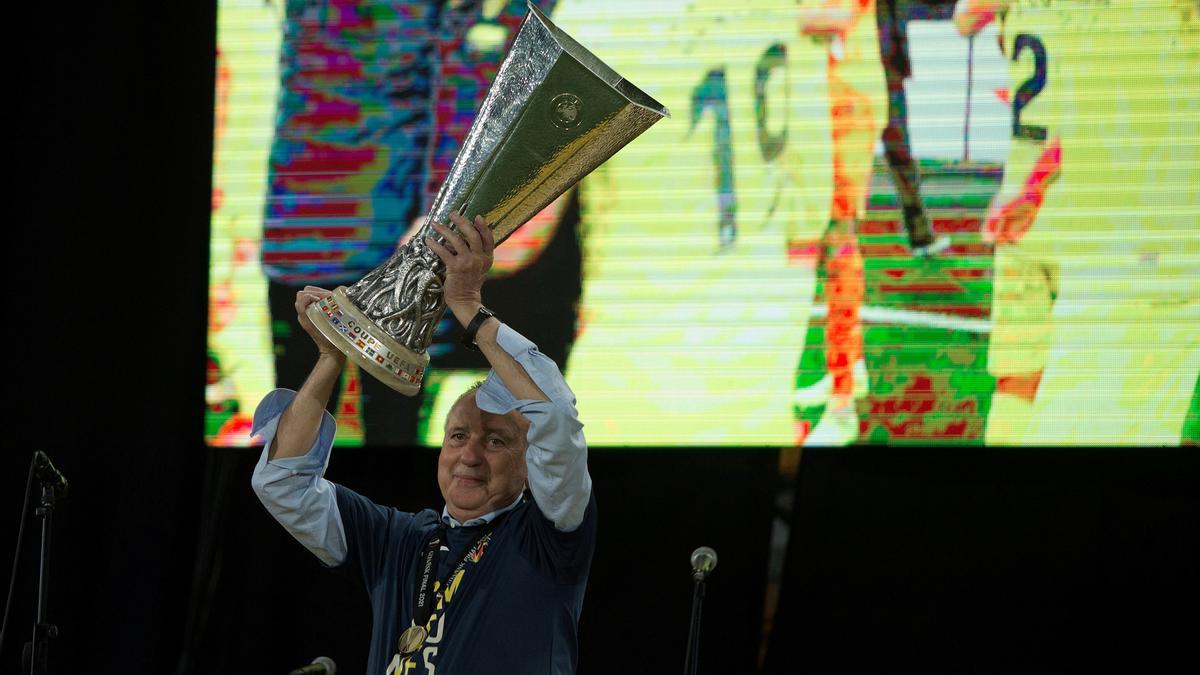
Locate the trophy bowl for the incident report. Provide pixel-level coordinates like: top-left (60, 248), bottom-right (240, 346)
top-left (306, 3), bottom-right (669, 394)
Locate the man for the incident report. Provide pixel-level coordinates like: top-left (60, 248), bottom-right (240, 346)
top-left (952, 0), bottom-right (1059, 444)
top-left (251, 212), bottom-right (595, 674)
top-left (956, 0), bottom-right (1200, 444)
top-left (792, 0), bottom-right (885, 446)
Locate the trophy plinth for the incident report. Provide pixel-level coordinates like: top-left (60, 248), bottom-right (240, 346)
top-left (306, 287), bottom-right (429, 395)
top-left (306, 3), bottom-right (668, 395)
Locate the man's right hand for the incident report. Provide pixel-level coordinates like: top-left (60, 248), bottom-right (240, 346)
top-left (295, 286), bottom-right (345, 361)
top-left (268, 287), bottom-right (346, 461)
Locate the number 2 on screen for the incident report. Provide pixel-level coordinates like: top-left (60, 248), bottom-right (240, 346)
top-left (1012, 33), bottom-right (1048, 141)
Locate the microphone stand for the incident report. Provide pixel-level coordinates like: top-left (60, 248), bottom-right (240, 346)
top-left (683, 571), bottom-right (706, 675)
top-left (28, 481), bottom-right (60, 675)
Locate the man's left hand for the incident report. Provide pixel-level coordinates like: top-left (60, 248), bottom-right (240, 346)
top-left (426, 212), bottom-right (495, 325)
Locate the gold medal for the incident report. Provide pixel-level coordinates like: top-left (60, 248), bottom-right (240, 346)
top-left (397, 624), bottom-right (428, 656)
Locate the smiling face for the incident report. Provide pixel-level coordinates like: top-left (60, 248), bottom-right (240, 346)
top-left (437, 392), bottom-right (529, 522)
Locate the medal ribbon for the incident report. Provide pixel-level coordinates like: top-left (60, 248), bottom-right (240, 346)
top-left (397, 510), bottom-right (511, 659)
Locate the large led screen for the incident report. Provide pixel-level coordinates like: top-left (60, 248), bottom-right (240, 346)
top-left (208, 0), bottom-right (1200, 447)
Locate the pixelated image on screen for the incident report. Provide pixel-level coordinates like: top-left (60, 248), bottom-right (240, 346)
top-left (207, 0), bottom-right (1199, 448)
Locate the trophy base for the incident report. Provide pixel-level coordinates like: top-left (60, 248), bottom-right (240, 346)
top-left (305, 287), bottom-right (429, 396)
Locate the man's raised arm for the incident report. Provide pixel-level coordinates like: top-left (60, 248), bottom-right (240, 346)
top-left (249, 287), bottom-right (349, 567)
top-left (271, 288), bottom-right (348, 460)
top-left (428, 213), bottom-right (549, 402)
top-left (428, 213), bottom-right (592, 532)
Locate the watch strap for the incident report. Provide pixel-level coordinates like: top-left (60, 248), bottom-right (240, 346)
top-left (461, 306), bottom-right (497, 351)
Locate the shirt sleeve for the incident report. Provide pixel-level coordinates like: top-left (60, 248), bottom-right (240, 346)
top-left (249, 388), bottom-right (348, 567)
top-left (475, 324), bottom-right (592, 532)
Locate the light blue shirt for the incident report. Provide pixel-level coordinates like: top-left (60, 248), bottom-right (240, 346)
top-left (250, 324), bottom-right (591, 567)
top-left (440, 492), bottom-right (524, 529)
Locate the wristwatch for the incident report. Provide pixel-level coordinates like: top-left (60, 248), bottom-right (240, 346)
top-left (461, 306), bottom-right (498, 351)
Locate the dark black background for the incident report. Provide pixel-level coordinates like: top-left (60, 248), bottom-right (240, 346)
top-left (3, 2), bottom-right (1197, 674)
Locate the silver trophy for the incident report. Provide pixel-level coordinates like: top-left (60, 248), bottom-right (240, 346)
top-left (305, 3), bottom-right (669, 394)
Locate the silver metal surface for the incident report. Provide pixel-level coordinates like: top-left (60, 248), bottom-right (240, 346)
top-left (314, 3), bottom-right (669, 394)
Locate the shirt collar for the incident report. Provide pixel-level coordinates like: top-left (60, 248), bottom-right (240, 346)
top-left (441, 492), bottom-right (524, 529)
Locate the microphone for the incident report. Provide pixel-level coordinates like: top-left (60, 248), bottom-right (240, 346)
top-left (289, 656), bottom-right (336, 675)
top-left (33, 450), bottom-right (69, 497)
top-left (690, 546), bottom-right (717, 581)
